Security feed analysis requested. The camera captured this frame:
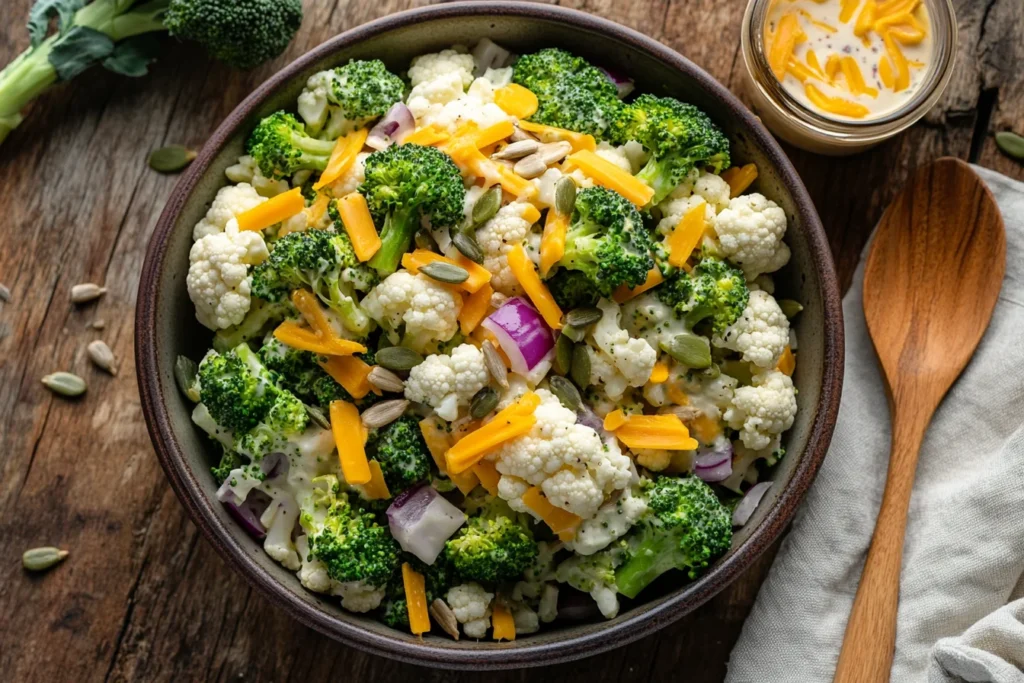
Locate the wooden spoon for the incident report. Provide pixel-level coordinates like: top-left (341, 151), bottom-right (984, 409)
top-left (833, 158), bottom-right (1006, 682)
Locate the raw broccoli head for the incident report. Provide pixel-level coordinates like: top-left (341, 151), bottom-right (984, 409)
top-left (366, 415), bottom-right (432, 494)
top-left (251, 228), bottom-right (377, 335)
top-left (246, 110), bottom-right (337, 179)
top-left (211, 450), bottom-right (244, 484)
top-left (164, 0), bottom-right (303, 69)
top-left (233, 389), bottom-right (309, 459)
top-left (614, 476), bottom-right (732, 598)
top-left (198, 344), bottom-right (279, 433)
top-left (445, 496), bottom-right (538, 583)
top-left (656, 257), bottom-right (748, 335)
top-left (358, 143), bottom-right (466, 276)
top-left (259, 337), bottom-right (321, 401)
top-left (611, 94), bottom-right (730, 205)
top-left (513, 48), bottom-right (622, 139)
top-left (545, 268), bottom-right (600, 311)
top-left (381, 554), bottom-right (452, 629)
top-left (321, 59), bottom-right (405, 137)
top-left (558, 186), bottom-right (656, 298)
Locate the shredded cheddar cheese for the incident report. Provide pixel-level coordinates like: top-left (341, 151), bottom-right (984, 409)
top-left (237, 187), bottom-right (304, 232)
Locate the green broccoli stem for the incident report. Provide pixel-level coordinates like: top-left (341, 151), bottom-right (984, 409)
top-left (368, 206), bottom-right (418, 276)
top-left (635, 157), bottom-right (681, 206)
top-left (613, 532), bottom-right (678, 599)
top-left (323, 283), bottom-right (371, 336)
top-left (0, 0), bottom-right (170, 146)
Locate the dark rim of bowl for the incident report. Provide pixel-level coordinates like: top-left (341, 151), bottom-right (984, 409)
top-left (136, 0), bottom-right (844, 670)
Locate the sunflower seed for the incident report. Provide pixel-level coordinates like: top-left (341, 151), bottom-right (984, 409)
top-left (376, 346), bottom-right (425, 372)
top-left (368, 366), bottom-right (406, 393)
top-left (471, 186), bottom-right (502, 226)
top-left (303, 403), bottom-right (330, 430)
top-left (560, 323), bottom-right (585, 342)
top-left (481, 340), bottom-right (509, 389)
top-left (491, 139), bottom-right (540, 160)
top-left (452, 231), bottom-right (485, 264)
top-left (510, 125), bottom-right (539, 143)
top-left (549, 375), bottom-right (582, 412)
top-left (430, 598), bottom-right (461, 640)
top-left (661, 333), bottom-right (712, 369)
top-left (565, 306), bottom-right (602, 329)
top-left (995, 131), bottom-right (1024, 161)
top-left (22, 547), bottom-right (69, 571)
top-left (91, 319), bottom-right (106, 330)
top-left (420, 261), bottom-right (469, 285)
top-left (554, 175), bottom-right (577, 217)
top-left (174, 355), bottom-right (200, 402)
top-left (0, 283), bottom-right (10, 302)
top-left (86, 340), bottom-right (117, 375)
top-left (70, 283), bottom-right (106, 304)
top-left (41, 372), bottom-right (86, 397)
top-left (148, 145), bottom-right (197, 173)
top-left (470, 386), bottom-right (499, 419)
top-left (570, 344), bottom-right (591, 389)
top-left (778, 299), bottom-right (804, 319)
top-left (513, 153), bottom-right (548, 179)
top-left (361, 399), bottom-right (410, 429)
top-left (553, 334), bottom-right (573, 376)
top-left (536, 141), bottom-right (572, 165)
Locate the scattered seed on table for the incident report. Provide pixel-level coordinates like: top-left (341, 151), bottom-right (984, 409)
top-left (22, 547), bottom-right (69, 572)
top-left (148, 145), bottom-right (197, 173)
top-left (0, 283), bottom-right (10, 302)
top-left (86, 340), bottom-right (117, 375)
top-left (41, 372), bottom-right (86, 397)
top-left (70, 283), bottom-right (106, 304)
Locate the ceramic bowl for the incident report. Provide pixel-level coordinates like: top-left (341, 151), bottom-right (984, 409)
top-left (136, 1), bottom-right (844, 669)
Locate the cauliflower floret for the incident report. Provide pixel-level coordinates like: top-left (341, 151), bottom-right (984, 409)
top-left (187, 218), bottom-right (269, 330)
top-left (407, 71), bottom-right (468, 122)
top-left (193, 183), bottom-right (266, 240)
top-left (333, 580), bottom-right (386, 613)
top-left (296, 70), bottom-right (332, 134)
top-left (587, 346), bottom-right (630, 400)
top-left (497, 474), bottom-right (532, 514)
top-left (656, 193), bottom-right (717, 236)
top-left (482, 66), bottom-right (513, 88)
top-left (595, 141), bottom-right (633, 173)
top-left (295, 535), bottom-right (333, 593)
top-left (447, 582), bottom-right (494, 639)
top-left (413, 75), bottom-right (511, 136)
top-left (361, 271), bottom-right (462, 353)
top-left (511, 602), bottom-right (540, 634)
top-left (495, 390), bottom-right (632, 519)
top-left (566, 487), bottom-right (649, 556)
top-left (675, 171), bottom-right (732, 212)
top-left (224, 155), bottom-right (291, 197)
top-left (404, 344), bottom-right (489, 421)
top-left (475, 202), bottom-right (535, 295)
top-left (713, 289), bottom-right (790, 369)
top-left (408, 48), bottom-right (475, 88)
top-left (724, 370), bottom-right (797, 450)
top-left (327, 151), bottom-right (369, 198)
top-left (589, 298), bottom-right (657, 387)
top-left (262, 493), bottom-right (301, 571)
top-left (714, 193), bottom-right (791, 277)
top-left (680, 372), bottom-right (738, 422)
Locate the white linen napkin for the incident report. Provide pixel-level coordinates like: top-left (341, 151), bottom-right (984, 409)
top-left (725, 165), bottom-right (1024, 683)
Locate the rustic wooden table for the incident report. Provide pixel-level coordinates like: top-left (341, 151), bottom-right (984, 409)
top-left (1, 1), bottom-right (1021, 680)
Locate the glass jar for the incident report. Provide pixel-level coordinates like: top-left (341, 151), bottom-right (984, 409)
top-left (740, 0), bottom-right (957, 155)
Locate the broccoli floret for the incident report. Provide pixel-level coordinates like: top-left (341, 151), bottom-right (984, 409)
top-left (381, 554), bottom-right (452, 629)
top-left (513, 48), bottom-right (622, 140)
top-left (234, 389), bottom-right (309, 459)
top-left (611, 94), bottom-right (730, 205)
top-left (656, 257), bottom-right (749, 335)
top-left (445, 497), bottom-right (538, 583)
top-left (213, 299), bottom-right (294, 353)
top-left (545, 268), bottom-right (600, 311)
top-left (366, 416), bottom-right (432, 494)
top-left (251, 228), bottom-right (377, 335)
top-left (211, 450), bottom-right (243, 485)
top-left (259, 337), bottom-right (322, 401)
top-left (247, 110), bottom-right (338, 179)
top-left (614, 476), bottom-right (732, 599)
top-left (300, 476), bottom-right (400, 588)
top-left (311, 370), bottom-right (381, 412)
top-left (164, 0), bottom-right (303, 69)
top-left (358, 144), bottom-right (466, 276)
top-left (310, 60), bottom-right (405, 139)
top-left (198, 344), bottom-right (280, 433)
top-left (557, 186), bottom-right (655, 298)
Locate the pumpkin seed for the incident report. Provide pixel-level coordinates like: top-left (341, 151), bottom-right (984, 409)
top-left (305, 404), bottom-right (330, 430)
top-left (565, 306), bottom-right (602, 329)
top-left (481, 340), bottom-right (508, 389)
top-left (420, 261), bottom-right (469, 285)
top-left (720, 359), bottom-right (754, 385)
top-left (553, 333), bottom-right (574, 375)
top-left (491, 139), bottom-right (539, 160)
top-left (661, 333), bottom-right (712, 369)
top-left (536, 140), bottom-right (572, 165)
top-left (470, 386), bottom-right (499, 419)
top-left (560, 323), bottom-right (585, 343)
top-left (148, 144), bottom-right (197, 173)
top-left (41, 372), bottom-right (86, 397)
top-left (702, 363), bottom-right (722, 380)
top-left (472, 186), bottom-right (502, 226)
top-left (22, 547), bottom-right (69, 571)
top-left (778, 299), bottom-right (804, 319)
top-left (0, 283), bottom-right (10, 302)
top-left (429, 598), bottom-right (461, 640)
top-left (86, 340), bottom-right (117, 375)
top-left (995, 131), bottom-right (1024, 161)
top-left (360, 399), bottom-right (409, 429)
top-left (376, 346), bottom-right (425, 372)
top-left (549, 375), bottom-right (582, 412)
top-left (368, 366), bottom-right (406, 393)
top-left (570, 344), bottom-right (591, 389)
top-left (554, 176), bottom-right (577, 217)
top-left (452, 231), bottom-right (485, 264)
top-left (513, 153), bottom-right (548, 179)
top-left (70, 283), bottom-right (107, 304)
top-left (414, 230), bottom-right (440, 252)
top-left (174, 355), bottom-right (200, 402)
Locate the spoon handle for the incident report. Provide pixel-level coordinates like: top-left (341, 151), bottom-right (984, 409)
top-left (833, 417), bottom-right (928, 683)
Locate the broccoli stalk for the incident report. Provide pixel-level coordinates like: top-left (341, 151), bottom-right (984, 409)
top-left (246, 111), bottom-right (338, 179)
top-left (445, 496), bottom-right (538, 583)
top-left (359, 143), bottom-right (466, 277)
top-left (0, 0), bottom-right (302, 147)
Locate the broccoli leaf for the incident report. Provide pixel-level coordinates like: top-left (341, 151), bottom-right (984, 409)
top-left (103, 35), bottom-right (162, 77)
top-left (49, 26), bottom-right (114, 80)
top-left (27, 0), bottom-right (85, 48)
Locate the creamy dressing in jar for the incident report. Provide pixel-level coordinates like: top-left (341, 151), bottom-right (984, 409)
top-left (764, 0), bottom-right (933, 122)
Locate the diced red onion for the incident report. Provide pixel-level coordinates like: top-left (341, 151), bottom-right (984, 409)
top-left (695, 441), bottom-right (734, 483)
top-left (600, 67), bottom-right (635, 99)
top-left (221, 489), bottom-right (272, 541)
top-left (366, 103), bottom-right (415, 150)
top-left (732, 481), bottom-right (772, 527)
top-left (260, 452), bottom-right (288, 480)
top-left (472, 38), bottom-right (514, 76)
top-left (387, 484), bottom-right (466, 565)
top-left (480, 297), bottom-right (555, 376)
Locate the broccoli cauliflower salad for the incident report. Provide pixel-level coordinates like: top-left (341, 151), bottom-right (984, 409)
top-left (177, 40), bottom-right (801, 641)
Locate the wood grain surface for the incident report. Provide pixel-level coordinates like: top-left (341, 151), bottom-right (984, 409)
top-left (1, 1), bottom-right (1022, 681)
